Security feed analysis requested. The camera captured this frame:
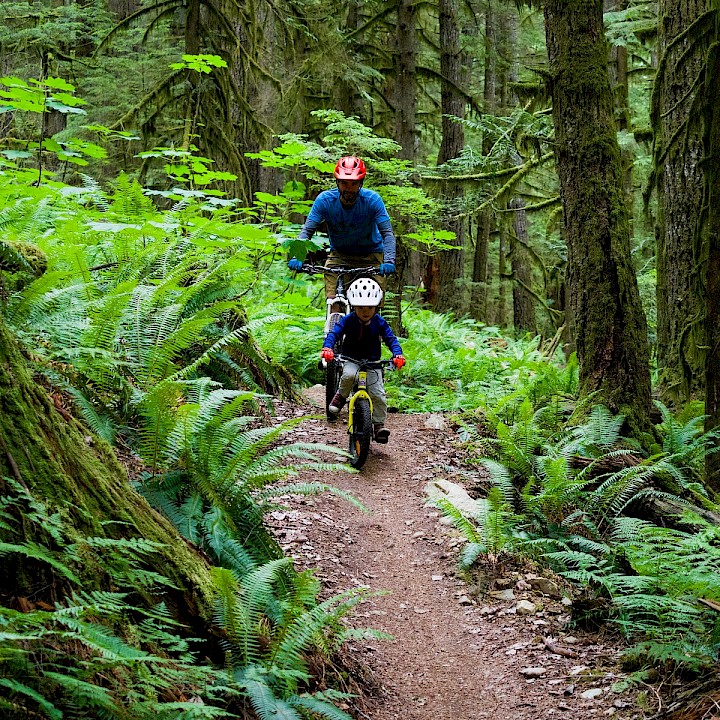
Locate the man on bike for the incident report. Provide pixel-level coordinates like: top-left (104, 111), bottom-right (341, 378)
top-left (320, 278), bottom-right (405, 443)
top-left (287, 156), bottom-right (396, 303)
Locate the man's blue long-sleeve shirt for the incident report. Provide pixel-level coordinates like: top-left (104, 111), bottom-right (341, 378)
top-left (299, 188), bottom-right (396, 263)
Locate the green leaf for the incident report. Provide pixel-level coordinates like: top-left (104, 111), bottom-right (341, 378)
top-left (46, 99), bottom-right (87, 115)
top-left (0, 76), bottom-right (30, 88)
top-left (254, 192), bottom-right (286, 205)
top-left (36, 77), bottom-right (76, 92)
top-left (1, 150), bottom-right (33, 159)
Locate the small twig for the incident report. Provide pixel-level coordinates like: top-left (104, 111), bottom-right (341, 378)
top-left (542, 636), bottom-right (578, 658)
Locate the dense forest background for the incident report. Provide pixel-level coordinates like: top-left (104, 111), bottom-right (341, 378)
top-left (2, 0), bottom-right (720, 718)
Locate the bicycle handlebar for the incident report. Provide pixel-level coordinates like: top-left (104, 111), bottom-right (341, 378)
top-left (335, 354), bottom-right (396, 370)
top-left (298, 264), bottom-right (382, 277)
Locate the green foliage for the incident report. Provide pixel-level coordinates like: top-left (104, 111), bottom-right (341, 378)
top-left (137, 377), bottom-right (353, 567)
top-left (442, 392), bottom-right (720, 672)
top-left (0, 479), bottom-right (234, 719)
top-left (0, 76), bottom-right (107, 172)
top-left (0, 478), bottom-right (366, 720)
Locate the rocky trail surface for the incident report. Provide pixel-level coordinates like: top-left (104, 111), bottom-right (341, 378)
top-left (269, 388), bottom-right (649, 720)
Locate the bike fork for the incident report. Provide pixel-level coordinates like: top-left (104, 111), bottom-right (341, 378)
top-left (347, 372), bottom-right (373, 434)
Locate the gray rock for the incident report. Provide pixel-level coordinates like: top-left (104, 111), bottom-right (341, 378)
top-left (528, 576), bottom-right (561, 597)
top-left (520, 667), bottom-right (547, 678)
top-left (515, 599), bottom-right (537, 615)
top-left (488, 589), bottom-right (516, 601)
top-left (424, 414), bottom-right (446, 430)
top-left (580, 688), bottom-right (604, 700)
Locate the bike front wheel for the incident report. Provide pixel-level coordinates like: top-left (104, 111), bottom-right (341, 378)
top-left (348, 397), bottom-right (372, 469)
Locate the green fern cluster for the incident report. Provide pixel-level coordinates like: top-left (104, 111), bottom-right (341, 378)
top-left (436, 398), bottom-right (720, 671)
top-left (0, 479), bottom-right (369, 720)
top-left (0, 478), bottom-right (233, 719)
top-left (136, 377), bottom-right (355, 567)
top-left (3, 172), bottom-right (291, 443)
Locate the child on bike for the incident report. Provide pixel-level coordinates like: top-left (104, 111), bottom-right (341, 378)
top-left (320, 278), bottom-right (405, 443)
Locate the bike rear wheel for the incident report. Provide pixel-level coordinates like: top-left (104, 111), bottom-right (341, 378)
top-left (348, 398), bottom-right (372, 469)
top-left (325, 357), bottom-right (341, 420)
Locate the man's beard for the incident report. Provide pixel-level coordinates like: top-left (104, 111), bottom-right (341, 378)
top-left (340, 189), bottom-right (359, 206)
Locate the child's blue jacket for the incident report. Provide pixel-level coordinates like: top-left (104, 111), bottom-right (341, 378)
top-left (323, 312), bottom-right (402, 361)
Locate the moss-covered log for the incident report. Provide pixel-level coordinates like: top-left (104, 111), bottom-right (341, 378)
top-left (0, 316), bottom-right (217, 632)
top-left (544, 0), bottom-right (654, 438)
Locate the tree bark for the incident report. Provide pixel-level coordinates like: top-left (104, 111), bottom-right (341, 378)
top-left (653, 0), bottom-right (711, 406)
top-left (471, 3), bottom-right (498, 322)
top-left (704, 32), bottom-right (720, 491)
top-left (395, 0), bottom-right (418, 159)
top-left (511, 199), bottom-right (537, 333)
top-left (544, 0), bottom-right (653, 436)
top-left (471, 214), bottom-right (490, 322)
top-left (604, 0), bottom-right (630, 131)
top-left (427, 0), bottom-right (466, 315)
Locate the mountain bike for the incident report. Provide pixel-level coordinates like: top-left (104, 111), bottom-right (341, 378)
top-left (335, 354), bottom-right (395, 469)
top-left (297, 264), bottom-right (382, 421)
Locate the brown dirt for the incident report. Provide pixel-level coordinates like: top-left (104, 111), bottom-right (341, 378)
top-left (268, 388), bottom-right (651, 720)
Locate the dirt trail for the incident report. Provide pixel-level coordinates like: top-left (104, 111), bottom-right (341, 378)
top-left (270, 389), bottom-right (643, 720)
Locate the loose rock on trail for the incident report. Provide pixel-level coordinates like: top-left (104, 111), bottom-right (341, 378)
top-left (269, 387), bottom-right (645, 720)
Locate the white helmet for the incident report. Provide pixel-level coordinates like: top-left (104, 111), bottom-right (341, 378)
top-left (347, 277), bottom-right (383, 307)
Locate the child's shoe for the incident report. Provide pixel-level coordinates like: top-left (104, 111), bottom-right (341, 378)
top-left (373, 423), bottom-right (390, 443)
top-left (328, 392), bottom-right (346, 416)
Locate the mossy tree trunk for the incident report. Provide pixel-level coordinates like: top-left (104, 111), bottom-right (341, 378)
top-left (510, 199), bottom-right (537, 334)
top-left (653, 0), bottom-right (711, 406)
top-left (704, 29), bottom-right (720, 491)
top-left (544, 0), bottom-right (653, 435)
top-left (0, 317), bottom-right (216, 633)
top-left (395, 0), bottom-right (418, 159)
top-left (426, 0), bottom-right (466, 315)
top-left (471, 2), bottom-right (499, 323)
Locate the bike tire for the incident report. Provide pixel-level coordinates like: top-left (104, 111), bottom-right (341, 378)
top-left (349, 398), bottom-right (372, 469)
top-left (325, 358), bottom-right (340, 420)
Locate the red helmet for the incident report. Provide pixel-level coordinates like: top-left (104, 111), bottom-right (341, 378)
top-left (334, 156), bottom-right (366, 181)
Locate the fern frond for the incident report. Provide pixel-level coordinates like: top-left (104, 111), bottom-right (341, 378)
top-left (0, 678), bottom-right (62, 720)
top-left (289, 694), bottom-right (354, 720)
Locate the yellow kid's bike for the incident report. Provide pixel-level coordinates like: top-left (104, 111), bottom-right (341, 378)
top-left (334, 354), bottom-right (395, 469)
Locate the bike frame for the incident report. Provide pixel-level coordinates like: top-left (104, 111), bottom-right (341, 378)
top-left (346, 370), bottom-right (373, 435)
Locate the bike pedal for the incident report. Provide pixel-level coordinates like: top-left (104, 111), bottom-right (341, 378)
top-left (374, 429), bottom-right (390, 444)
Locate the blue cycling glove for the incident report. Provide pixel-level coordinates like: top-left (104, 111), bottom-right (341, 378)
top-left (288, 258), bottom-right (303, 271)
top-left (378, 263), bottom-right (396, 276)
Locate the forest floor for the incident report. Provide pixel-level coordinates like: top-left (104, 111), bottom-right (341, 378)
top-left (267, 386), bottom-right (654, 720)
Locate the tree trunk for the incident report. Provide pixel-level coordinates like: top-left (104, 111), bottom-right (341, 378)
top-left (107, 0), bottom-right (141, 19)
top-left (496, 224), bottom-right (508, 328)
top-left (604, 0), bottom-right (630, 131)
top-left (653, 0), bottom-right (710, 406)
top-left (704, 34), bottom-right (720, 491)
top-left (395, 0), bottom-right (418, 159)
top-left (544, 0), bottom-right (653, 436)
top-left (471, 3), bottom-right (498, 323)
top-left (427, 0), bottom-right (466, 315)
top-left (0, 318), bottom-right (216, 632)
top-left (511, 199), bottom-right (537, 333)
top-left (471, 214), bottom-right (490, 321)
